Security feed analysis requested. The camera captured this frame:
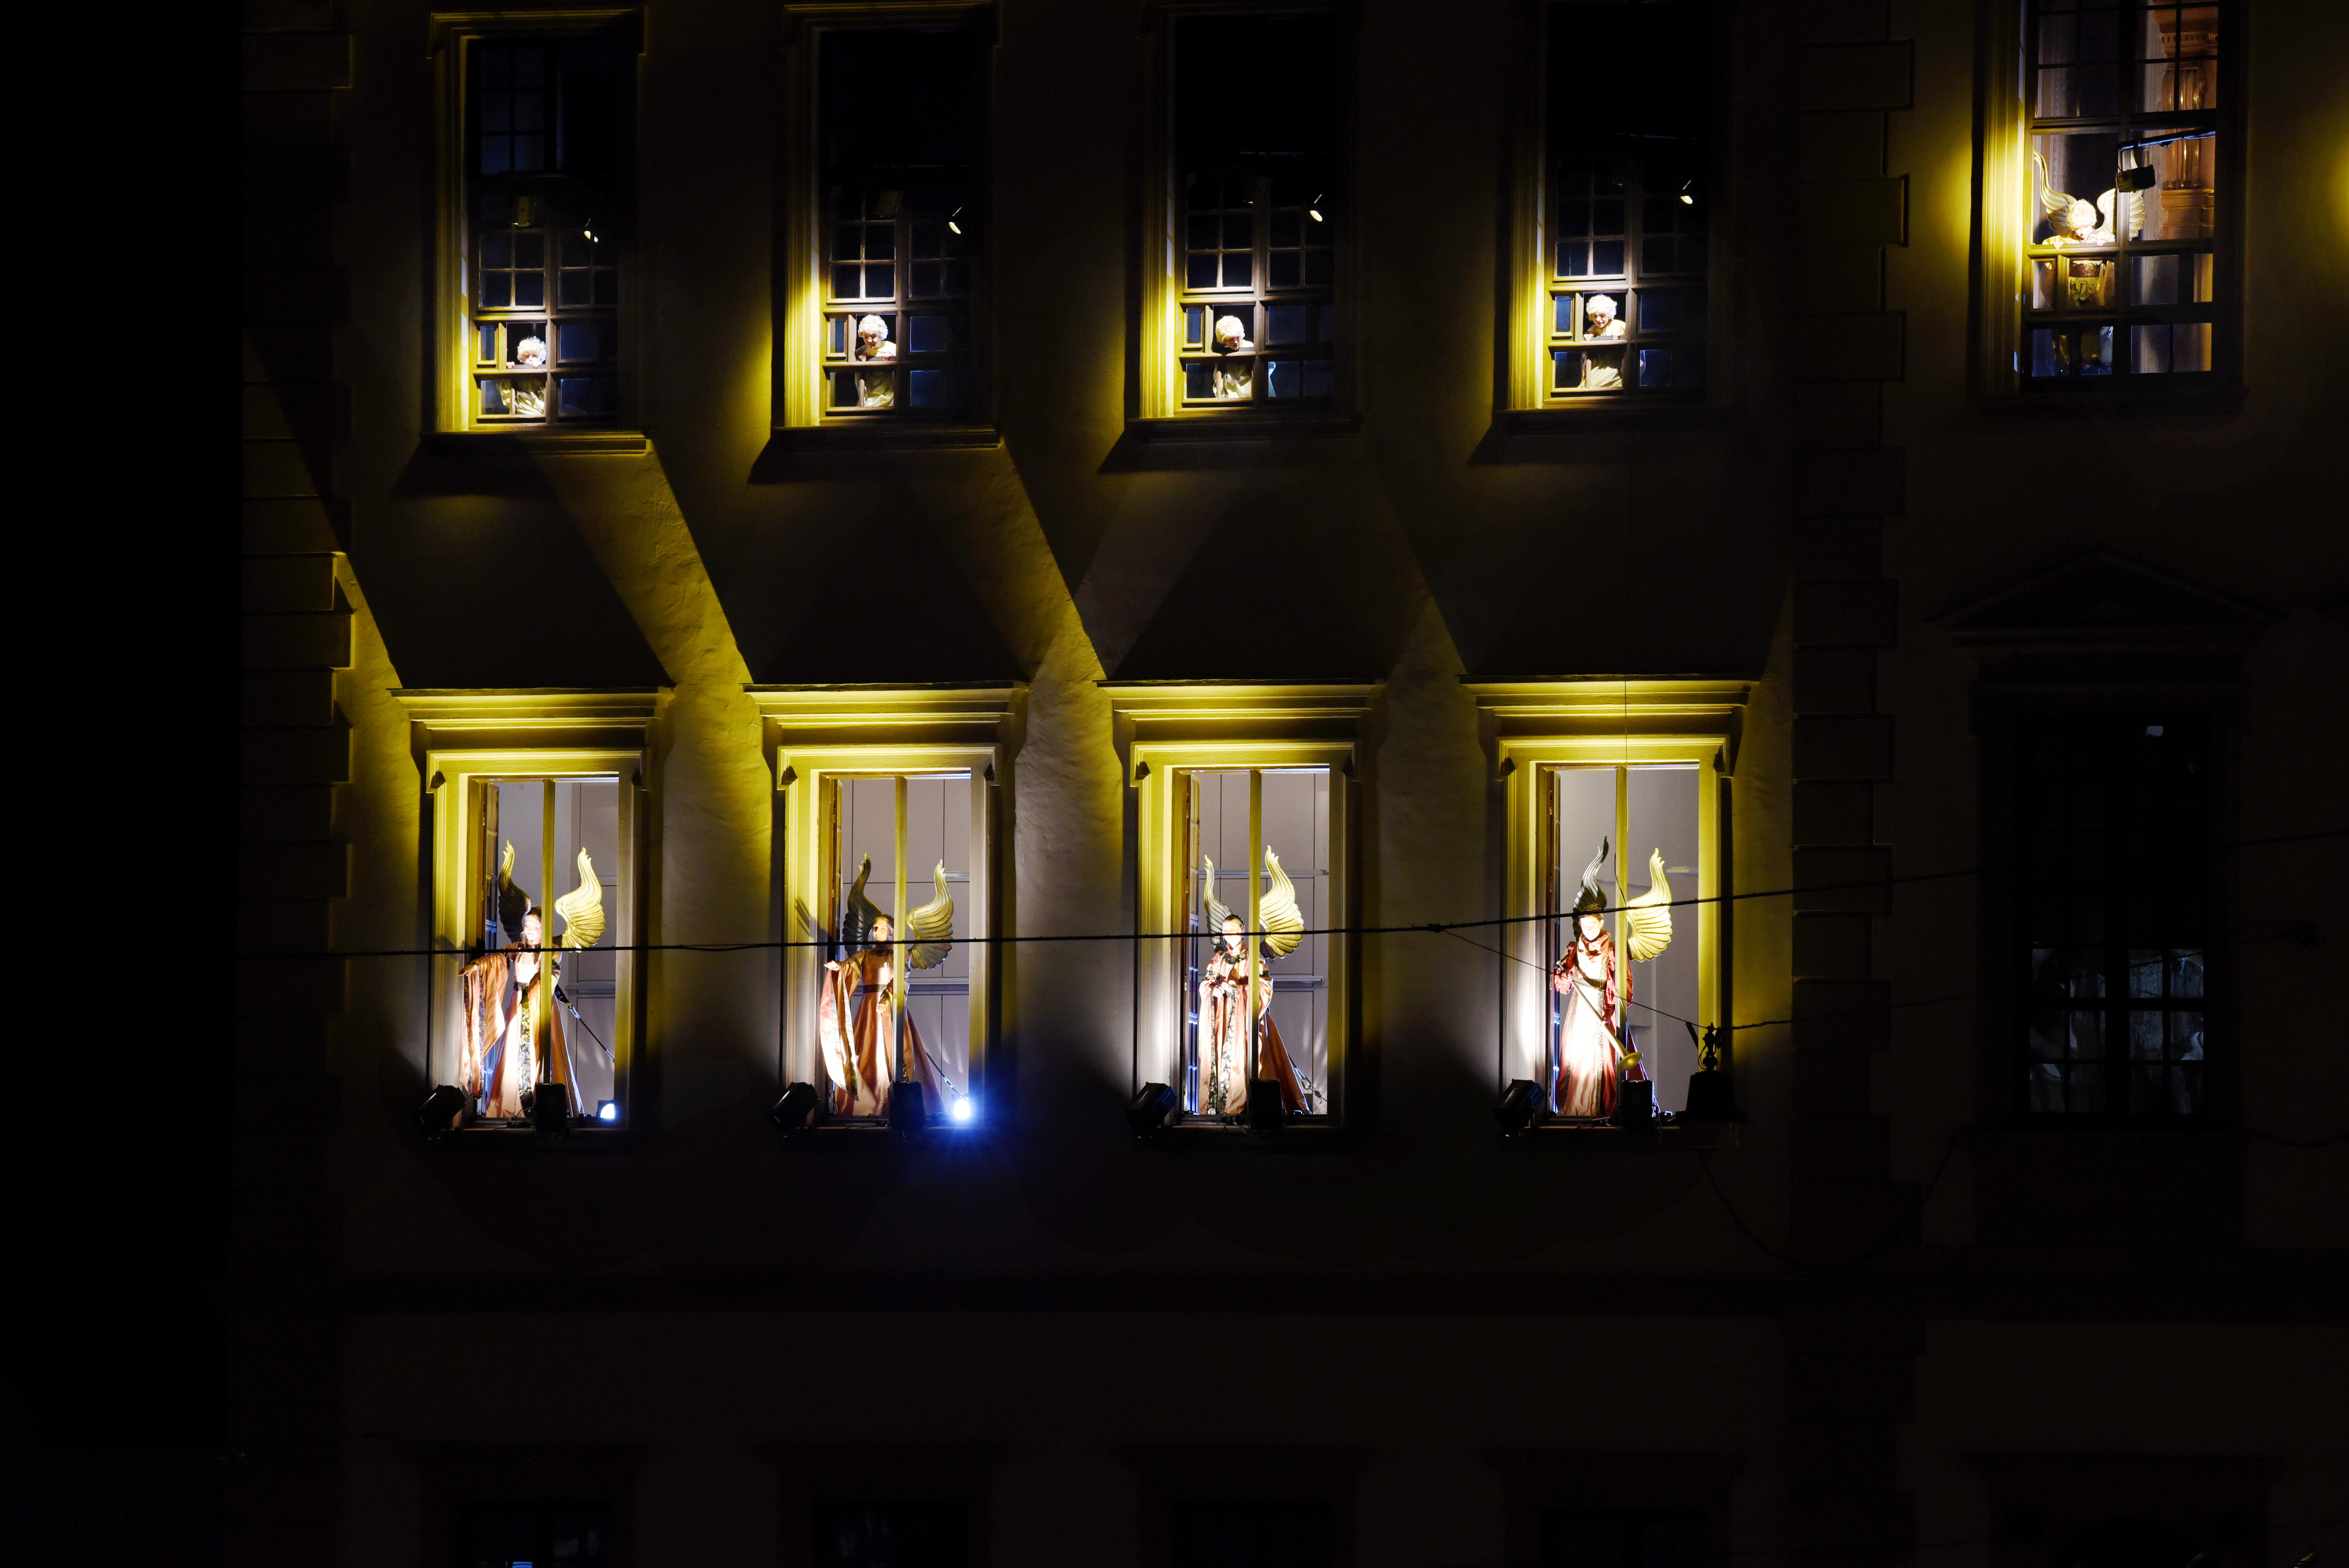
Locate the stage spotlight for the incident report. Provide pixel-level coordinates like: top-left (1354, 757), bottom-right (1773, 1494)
top-left (948, 1094), bottom-right (976, 1125)
top-left (1126, 1082), bottom-right (1179, 1140)
top-left (596, 1100), bottom-right (619, 1123)
top-left (890, 1081), bottom-right (929, 1137)
top-left (529, 1086), bottom-right (572, 1139)
top-left (769, 1082), bottom-right (818, 1136)
top-left (1494, 1078), bottom-right (1545, 1135)
top-left (415, 1084), bottom-right (466, 1139)
top-left (1244, 1079), bottom-right (1286, 1133)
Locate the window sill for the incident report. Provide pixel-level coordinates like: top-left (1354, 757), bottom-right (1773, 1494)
top-left (430, 1124), bottom-right (647, 1150)
top-left (1498, 401), bottom-right (1733, 435)
top-left (768, 422), bottom-right (1003, 451)
top-left (1125, 412), bottom-right (1361, 444)
top-left (429, 429), bottom-right (651, 455)
top-left (1508, 1116), bottom-right (1741, 1149)
top-left (1974, 385), bottom-right (2245, 419)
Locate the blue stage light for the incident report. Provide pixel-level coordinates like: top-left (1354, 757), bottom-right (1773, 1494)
top-left (596, 1100), bottom-right (618, 1123)
top-left (950, 1095), bottom-right (975, 1124)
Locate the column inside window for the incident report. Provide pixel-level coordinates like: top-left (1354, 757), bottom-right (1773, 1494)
top-left (820, 772), bottom-right (975, 1123)
top-left (1173, 13), bottom-right (1337, 408)
top-left (1543, 765), bottom-right (1700, 1120)
top-left (1545, 0), bottom-right (1709, 399)
top-left (2022, 3), bottom-right (2221, 382)
top-left (1176, 767), bottom-right (1331, 1123)
top-left (465, 38), bottom-right (628, 427)
top-left (818, 27), bottom-right (983, 419)
top-left (462, 775), bottom-right (624, 1124)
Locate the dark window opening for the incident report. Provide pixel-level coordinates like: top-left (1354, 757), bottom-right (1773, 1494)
top-left (1545, 1), bottom-right (1710, 398)
top-left (2018, 716), bottom-right (2210, 1119)
top-left (459, 1499), bottom-right (610, 1568)
top-left (466, 37), bottom-right (630, 428)
top-left (819, 29), bottom-right (986, 419)
top-left (1173, 1500), bottom-right (1335, 1567)
top-left (815, 1499), bottom-right (970, 1568)
top-left (1538, 1508), bottom-right (1706, 1568)
top-left (1173, 12), bottom-right (1339, 408)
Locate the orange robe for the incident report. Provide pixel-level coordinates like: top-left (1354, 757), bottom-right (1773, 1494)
top-left (818, 948), bottom-right (950, 1118)
top-left (1196, 946), bottom-right (1308, 1118)
top-left (458, 944), bottom-right (576, 1120)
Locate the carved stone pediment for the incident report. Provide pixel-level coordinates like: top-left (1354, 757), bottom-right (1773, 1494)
top-left (1934, 550), bottom-right (2269, 656)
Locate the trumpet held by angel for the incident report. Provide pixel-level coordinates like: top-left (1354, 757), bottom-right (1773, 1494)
top-left (1194, 847), bottom-right (1315, 1119)
top-left (818, 854), bottom-right (959, 1118)
top-left (458, 843), bottom-right (607, 1121)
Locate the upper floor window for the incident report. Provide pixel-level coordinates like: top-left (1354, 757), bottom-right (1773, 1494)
top-left (461, 35), bottom-right (631, 428)
top-left (460, 1499), bottom-right (611, 1567)
top-left (816, 1499), bottom-right (969, 1566)
top-left (1543, 0), bottom-right (1710, 400)
top-left (2018, 2), bottom-right (2226, 385)
top-left (1173, 1501), bottom-right (1334, 1566)
top-left (1169, 10), bottom-right (1340, 410)
top-left (1540, 1507), bottom-right (1704, 1567)
top-left (2019, 716), bottom-right (2209, 1118)
top-left (815, 25), bottom-right (986, 421)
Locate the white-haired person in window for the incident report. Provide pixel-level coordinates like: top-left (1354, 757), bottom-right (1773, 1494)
top-left (1212, 313), bottom-right (1254, 399)
top-left (1583, 294), bottom-right (1626, 340)
top-left (1577, 294), bottom-right (1627, 390)
top-left (512, 335), bottom-right (548, 368)
top-left (854, 314), bottom-right (898, 407)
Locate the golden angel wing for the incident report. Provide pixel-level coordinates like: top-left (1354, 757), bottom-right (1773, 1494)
top-left (841, 853), bottom-right (884, 954)
top-left (494, 840), bottom-right (529, 942)
top-left (1622, 848), bottom-right (1674, 962)
top-left (904, 861), bottom-right (955, 971)
top-left (554, 848), bottom-right (606, 950)
top-left (1258, 847), bottom-right (1305, 959)
top-left (2032, 150), bottom-right (2071, 218)
top-left (1201, 855), bottom-right (1233, 932)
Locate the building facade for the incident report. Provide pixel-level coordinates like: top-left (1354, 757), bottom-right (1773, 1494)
top-left (237, 0), bottom-right (2346, 1563)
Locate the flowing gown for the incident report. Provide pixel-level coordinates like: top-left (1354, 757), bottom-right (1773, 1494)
top-left (1196, 945), bottom-right (1309, 1117)
top-left (819, 948), bottom-right (950, 1117)
top-left (459, 944), bottom-right (579, 1119)
top-left (1551, 926), bottom-right (1624, 1118)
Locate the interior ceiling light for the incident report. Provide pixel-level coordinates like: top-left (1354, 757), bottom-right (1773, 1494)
top-left (947, 206), bottom-right (964, 235)
top-left (1679, 182), bottom-right (1694, 206)
top-left (1309, 194), bottom-right (1324, 222)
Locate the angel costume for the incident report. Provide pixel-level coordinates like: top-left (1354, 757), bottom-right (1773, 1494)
top-left (458, 845), bottom-right (607, 1120)
top-left (2032, 150), bottom-right (2145, 308)
top-left (1549, 837), bottom-right (1674, 1118)
top-left (1194, 848), bottom-right (1312, 1118)
top-left (818, 855), bottom-right (959, 1119)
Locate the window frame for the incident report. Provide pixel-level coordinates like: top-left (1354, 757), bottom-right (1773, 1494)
top-left (430, 10), bottom-right (644, 444)
top-left (778, 3), bottom-right (1000, 446)
top-left (405, 690), bottom-right (663, 1135)
top-left (1468, 681), bottom-right (1745, 1125)
top-left (1971, 0), bottom-right (2246, 410)
top-left (1503, 0), bottom-right (1731, 423)
top-left (1134, 2), bottom-right (1359, 431)
top-left (754, 685), bottom-right (1016, 1130)
top-left (1106, 683), bottom-right (1373, 1129)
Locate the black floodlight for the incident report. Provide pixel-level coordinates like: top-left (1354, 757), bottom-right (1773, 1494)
top-left (528, 1085), bottom-right (572, 1139)
top-left (770, 1082), bottom-right (820, 1137)
top-left (1126, 1082), bottom-right (1180, 1140)
top-left (415, 1083), bottom-right (467, 1139)
top-left (2117, 162), bottom-right (2159, 192)
top-left (1615, 1076), bottom-right (1657, 1135)
top-left (889, 1081), bottom-right (928, 1137)
top-left (1244, 1079), bottom-right (1286, 1133)
top-left (1494, 1078), bottom-right (1545, 1135)
top-left (1679, 1022), bottom-right (1747, 1122)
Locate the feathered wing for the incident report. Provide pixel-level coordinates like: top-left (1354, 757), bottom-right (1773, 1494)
top-left (495, 841), bottom-right (530, 943)
top-left (1577, 836), bottom-right (1611, 906)
top-left (2032, 150), bottom-right (2070, 218)
top-left (840, 853), bottom-right (884, 954)
top-left (1201, 855), bottom-right (1233, 932)
top-left (1623, 848), bottom-right (1675, 962)
top-left (554, 848), bottom-right (606, 950)
top-left (904, 861), bottom-right (955, 971)
top-left (1258, 847), bottom-right (1305, 959)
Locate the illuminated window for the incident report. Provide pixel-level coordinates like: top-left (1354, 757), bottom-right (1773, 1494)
top-left (814, 772), bottom-right (979, 1124)
top-left (1169, 11), bottom-right (1340, 410)
top-left (459, 35), bottom-right (631, 428)
top-left (1543, 0), bottom-right (1709, 399)
top-left (2018, 717), bottom-right (2209, 1118)
top-left (2016, 2), bottom-right (2226, 386)
top-left (460, 1499), bottom-right (610, 1568)
top-left (816, 27), bottom-right (986, 420)
top-left (1174, 767), bottom-right (1336, 1120)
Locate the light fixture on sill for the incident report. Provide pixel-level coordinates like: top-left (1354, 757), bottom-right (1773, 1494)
top-left (1126, 1082), bottom-right (1179, 1140)
top-left (528, 1085), bottom-right (572, 1139)
top-left (1244, 1079), bottom-right (1286, 1134)
top-left (596, 1100), bottom-right (620, 1124)
top-left (769, 1081), bottom-right (819, 1137)
top-left (889, 1080), bottom-right (929, 1138)
top-left (1678, 1021), bottom-right (1747, 1124)
top-left (415, 1084), bottom-right (467, 1140)
top-left (948, 1094), bottom-right (977, 1125)
top-left (1494, 1078), bottom-right (1545, 1136)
